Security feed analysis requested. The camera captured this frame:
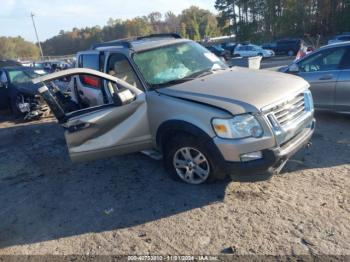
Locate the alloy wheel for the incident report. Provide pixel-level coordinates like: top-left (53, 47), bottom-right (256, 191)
top-left (173, 147), bottom-right (210, 184)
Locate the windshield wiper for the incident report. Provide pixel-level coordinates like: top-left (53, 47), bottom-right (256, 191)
top-left (188, 67), bottom-right (227, 79)
top-left (151, 77), bottom-right (194, 89)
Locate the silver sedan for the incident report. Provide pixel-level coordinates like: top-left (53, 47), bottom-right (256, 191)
top-left (281, 41), bottom-right (350, 112)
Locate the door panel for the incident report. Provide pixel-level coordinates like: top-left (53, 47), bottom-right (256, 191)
top-left (65, 93), bottom-right (152, 162)
top-left (295, 46), bottom-right (348, 109)
top-left (76, 75), bottom-right (105, 106)
top-left (335, 69), bottom-right (350, 111)
top-left (33, 68), bottom-right (151, 162)
top-left (297, 71), bottom-right (339, 109)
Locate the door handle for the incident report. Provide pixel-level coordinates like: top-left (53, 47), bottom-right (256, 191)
top-left (319, 75), bottom-right (333, 80)
top-left (67, 122), bottom-right (91, 133)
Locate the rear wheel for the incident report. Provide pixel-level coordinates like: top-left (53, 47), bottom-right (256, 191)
top-left (164, 134), bottom-right (225, 184)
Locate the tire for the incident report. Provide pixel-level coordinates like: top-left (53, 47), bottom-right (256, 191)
top-left (287, 50), bottom-right (294, 56)
top-left (163, 134), bottom-right (225, 184)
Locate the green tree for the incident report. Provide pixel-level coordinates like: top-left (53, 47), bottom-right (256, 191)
top-left (179, 22), bottom-right (189, 38)
top-left (215, 0), bottom-right (350, 43)
top-left (180, 6), bottom-right (221, 40)
top-left (164, 11), bottom-right (180, 33)
top-left (0, 36), bottom-right (40, 60)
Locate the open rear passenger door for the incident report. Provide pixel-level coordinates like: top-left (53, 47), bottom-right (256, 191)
top-left (33, 68), bottom-right (152, 162)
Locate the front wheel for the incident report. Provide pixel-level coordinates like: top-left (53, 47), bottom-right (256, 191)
top-left (164, 135), bottom-right (225, 184)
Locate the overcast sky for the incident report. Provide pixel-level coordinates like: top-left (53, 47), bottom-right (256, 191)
top-left (0, 0), bottom-right (216, 42)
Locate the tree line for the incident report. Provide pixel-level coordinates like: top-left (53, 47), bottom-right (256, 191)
top-left (40, 6), bottom-right (221, 56)
top-left (1, 1), bottom-right (350, 59)
top-left (0, 36), bottom-right (40, 60)
top-left (215, 0), bottom-right (350, 42)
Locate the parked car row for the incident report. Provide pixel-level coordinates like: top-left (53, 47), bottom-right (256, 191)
top-left (29, 60), bottom-right (74, 73)
top-left (262, 39), bottom-right (304, 56)
top-left (210, 37), bottom-right (315, 58)
top-left (233, 44), bottom-right (275, 58)
top-left (204, 38), bottom-right (307, 59)
top-left (203, 42), bottom-right (275, 59)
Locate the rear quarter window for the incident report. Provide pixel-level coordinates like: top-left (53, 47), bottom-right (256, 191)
top-left (80, 54), bottom-right (99, 70)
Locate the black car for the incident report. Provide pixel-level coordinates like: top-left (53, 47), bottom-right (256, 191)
top-left (0, 59), bottom-right (22, 68)
top-left (0, 66), bottom-right (50, 119)
top-left (220, 42), bottom-right (238, 55)
top-left (269, 39), bottom-right (303, 56)
top-left (205, 45), bottom-right (231, 60)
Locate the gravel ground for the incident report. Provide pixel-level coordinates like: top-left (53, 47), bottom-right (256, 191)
top-left (0, 111), bottom-right (349, 256)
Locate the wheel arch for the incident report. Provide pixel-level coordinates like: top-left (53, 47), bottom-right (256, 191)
top-left (156, 120), bottom-right (213, 152)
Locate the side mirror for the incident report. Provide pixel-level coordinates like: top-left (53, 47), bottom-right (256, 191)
top-left (112, 88), bottom-right (136, 106)
top-left (288, 63), bottom-right (300, 73)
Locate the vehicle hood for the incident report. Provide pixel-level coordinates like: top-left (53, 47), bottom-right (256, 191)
top-left (157, 67), bottom-right (309, 115)
top-left (10, 82), bottom-right (40, 96)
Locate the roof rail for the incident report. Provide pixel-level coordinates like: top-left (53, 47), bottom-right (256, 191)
top-left (136, 33), bottom-right (181, 40)
top-left (91, 33), bottom-right (181, 50)
top-left (91, 39), bottom-right (132, 50)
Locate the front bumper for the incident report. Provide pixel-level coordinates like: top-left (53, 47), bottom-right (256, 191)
top-left (211, 119), bottom-right (315, 176)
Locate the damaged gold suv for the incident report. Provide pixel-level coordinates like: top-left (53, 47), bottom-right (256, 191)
top-left (33, 34), bottom-right (315, 184)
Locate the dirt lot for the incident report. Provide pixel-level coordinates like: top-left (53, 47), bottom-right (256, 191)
top-left (0, 111), bottom-right (349, 256)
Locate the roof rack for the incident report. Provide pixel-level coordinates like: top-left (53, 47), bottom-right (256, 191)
top-left (91, 39), bottom-right (132, 50)
top-left (91, 33), bottom-right (182, 50)
top-left (136, 33), bottom-right (181, 40)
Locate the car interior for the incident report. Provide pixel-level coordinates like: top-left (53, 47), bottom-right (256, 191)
top-left (107, 56), bottom-right (142, 89)
top-left (299, 47), bottom-right (347, 72)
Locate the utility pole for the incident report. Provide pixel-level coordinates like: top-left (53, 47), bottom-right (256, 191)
top-left (30, 12), bottom-right (44, 60)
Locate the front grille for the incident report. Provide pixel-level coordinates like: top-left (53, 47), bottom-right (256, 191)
top-left (267, 93), bottom-right (306, 127)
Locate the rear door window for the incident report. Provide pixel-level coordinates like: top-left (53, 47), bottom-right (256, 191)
top-left (299, 47), bottom-right (347, 72)
top-left (80, 54), bottom-right (99, 70)
top-left (339, 48), bottom-right (350, 69)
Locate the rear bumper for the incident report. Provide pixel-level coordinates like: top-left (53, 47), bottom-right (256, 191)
top-left (210, 119), bottom-right (315, 176)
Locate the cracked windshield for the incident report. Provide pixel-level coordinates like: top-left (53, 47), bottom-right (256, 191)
top-left (133, 42), bottom-right (227, 87)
